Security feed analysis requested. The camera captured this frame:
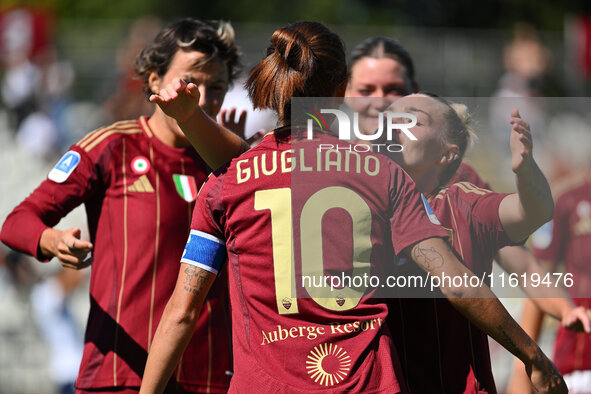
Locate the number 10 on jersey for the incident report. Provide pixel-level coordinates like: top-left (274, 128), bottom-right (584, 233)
top-left (255, 186), bottom-right (373, 315)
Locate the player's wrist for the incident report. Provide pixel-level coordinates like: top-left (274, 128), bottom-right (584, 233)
top-left (523, 345), bottom-right (550, 370)
top-left (512, 158), bottom-right (535, 176)
top-left (39, 227), bottom-right (58, 260)
top-left (178, 105), bottom-right (208, 127)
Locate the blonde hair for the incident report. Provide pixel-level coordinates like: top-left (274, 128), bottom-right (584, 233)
top-left (431, 99), bottom-right (478, 185)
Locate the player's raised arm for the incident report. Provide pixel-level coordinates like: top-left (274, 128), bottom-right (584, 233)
top-left (140, 264), bottom-right (215, 394)
top-left (407, 237), bottom-right (567, 394)
top-left (499, 109), bottom-right (554, 242)
top-left (150, 77), bottom-right (250, 169)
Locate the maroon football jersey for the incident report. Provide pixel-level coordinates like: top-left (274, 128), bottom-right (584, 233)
top-left (532, 176), bottom-right (591, 375)
top-left (389, 182), bottom-right (515, 394)
top-left (0, 118), bottom-right (231, 392)
top-left (190, 130), bottom-right (447, 392)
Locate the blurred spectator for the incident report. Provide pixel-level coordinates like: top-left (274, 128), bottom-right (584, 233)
top-left (489, 23), bottom-right (552, 145)
top-left (0, 8), bottom-right (44, 131)
top-left (1, 248), bottom-right (40, 290)
top-left (0, 7), bottom-right (79, 161)
top-left (31, 268), bottom-right (86, 394)
top-left (102, 16), bottom-right (162, 122)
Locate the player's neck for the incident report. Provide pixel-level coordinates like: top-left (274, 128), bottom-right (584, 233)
top-left (148, 110), bottom-right (192, 148)
top-left (412, 171), bottom-right (439, 196)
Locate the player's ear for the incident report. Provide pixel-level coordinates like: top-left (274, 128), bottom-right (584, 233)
top-left (440, 144), bottom-right (459, 165)
top-left (148, 70), bottom-right (162, 94)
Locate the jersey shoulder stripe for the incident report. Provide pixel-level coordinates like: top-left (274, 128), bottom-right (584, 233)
top-left (77, 120), bottom-right (142, 152)
top-left (180, 229), bottom-right (226, 275)
top-left (138, 117), bottom-right (153, 138)
top-left (77, 120), bottom-right (137, 147)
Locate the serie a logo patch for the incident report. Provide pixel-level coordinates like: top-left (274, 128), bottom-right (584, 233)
top-left (48, 151), bottom-right (81, 183)
top-left (421, 194), bottom-right (441, 225)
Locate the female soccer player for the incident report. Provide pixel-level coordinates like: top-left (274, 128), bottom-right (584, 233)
top-left (346, 37), bottom-right (590, 393)
top-left (0, 18), bottom-right (239, 393)
top-left (141, 22), bottom-right (565, 394)
top-left (508, 170), bottom-right (591, 393)
top-left (383, 93), bottom-right (581, 393)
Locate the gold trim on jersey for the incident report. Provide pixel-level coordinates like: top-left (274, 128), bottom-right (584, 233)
top-left (148, 142), bottom-right (160, 349)
top-left (76, 120), bottom-right (137, 147)
top-left (139, 116), bottom-right (154, 138)
top-left (77, 120), bottom-right (142, 152)
top-left (114, 139), bottom-right (129, 386)
top-left (446, 195), bottom-right (465, 260)
top-left (455, 181), bottom-right (489, 195)
top-left (432, 187), bottom-right (448, 201)
top-left (127, 175), bottom-right (154, 192)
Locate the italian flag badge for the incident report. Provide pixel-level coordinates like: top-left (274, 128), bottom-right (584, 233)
top-left (173, 174), bottom-right (197, 202)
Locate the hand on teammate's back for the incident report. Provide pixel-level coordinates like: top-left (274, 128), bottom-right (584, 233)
top-left (561, 305), bottom-right (591, 333)
top-left (39, 227), bottom-right (93, 270)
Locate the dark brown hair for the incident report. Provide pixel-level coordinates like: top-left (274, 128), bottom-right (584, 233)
top-left (349, 37), bottom-right (417, 92)
top-left (246, 21), bottom-right (347, 125)
top-left (134, 18), bottom-right (241, 98)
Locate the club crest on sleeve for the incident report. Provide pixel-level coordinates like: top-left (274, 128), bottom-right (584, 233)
top-left (421, 194), bottom-right (441, 225)
top-left (48, 151), bottom-right (81, 183)
top-left (173, 174), bottom-right (197, 202)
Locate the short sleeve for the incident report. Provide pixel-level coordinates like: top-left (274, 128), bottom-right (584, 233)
top-left (190, 170), bottom-right (227, 243)
top-left (470, 189), bottom-right (520, 249)
top-left (183, 170), bottom-right (228, 274)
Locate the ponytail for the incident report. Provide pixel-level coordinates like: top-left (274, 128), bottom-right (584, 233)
top-left (246, 21), bottom-right (347, 125)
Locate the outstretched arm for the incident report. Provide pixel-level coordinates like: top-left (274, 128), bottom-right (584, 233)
top-left (506, 298), bottom-right (547, 394)
top-left (496, 246), bottom-right (591, 332)
top-left (499, 109), bottom-right (554, 242)
top-left (139, 264), bottom-right (215, 394)
top-left (407, 237), bottom-right (566, 394)
top-left (150, 78), bottom-right (250, 169)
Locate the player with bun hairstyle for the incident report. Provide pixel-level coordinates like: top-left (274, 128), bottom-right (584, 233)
top-left (142, 22), bottom-right (566, 394)
top-left (1, 18), bottom-right (240, 393)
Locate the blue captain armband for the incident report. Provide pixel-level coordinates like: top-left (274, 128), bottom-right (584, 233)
top-left (181, 230), bottom-right (227, 275)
